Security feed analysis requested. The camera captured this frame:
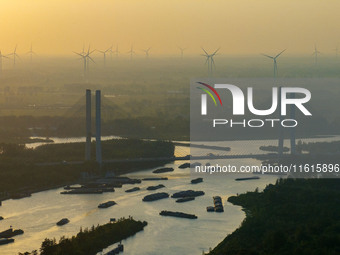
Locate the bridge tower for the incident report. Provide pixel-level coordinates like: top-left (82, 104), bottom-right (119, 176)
top-left (96, 90), bottom-right (102, 165)
top-left (85, 89), bottom-right (92, 161)
top-left (278, 87), bottom-right (284, 156)
top-left (290, 93), bottom-right (296, 155)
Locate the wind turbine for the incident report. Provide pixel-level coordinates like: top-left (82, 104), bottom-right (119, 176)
top-left (142, 47), bottom-right (151, 59)
top-left (8, 45), bottom-right (20, 67)
top-left (27, 44), bottom-right (37, 63)
top-left (0, 50), bottom-right (9, 73)
top-left (312, 45), bottom-right (320, 65)
top-left (74, 45), bottom-right (95, 77)
top-left (261, 49), bottom-right (286, 78)
top-left (98, 46), bottom-right (112, 66)
top-left (127, 45), bottom-right (136, 60)
top-left (74, 51), bottom-right (87, 77)
top-left (178, 47), bottom-right (186, 60)
top-left (261, 49), bottom-right (286, 157)
top-left (201, 47), bottom-right (220, 76)
top-left (112, 45), bottom-right (120, 58)
top-left (85, 45), bottom-right (95, 72)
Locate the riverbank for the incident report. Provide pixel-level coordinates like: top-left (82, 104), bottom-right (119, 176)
top-left (208, 178), bottom-right (340, 255)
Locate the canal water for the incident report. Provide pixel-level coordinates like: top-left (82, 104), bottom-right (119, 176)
top-left (0, 136), bottom-right (339, 255)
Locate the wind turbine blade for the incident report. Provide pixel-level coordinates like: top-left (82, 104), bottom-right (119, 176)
top-left (73, 51), bottom-right (84, 57)
top-left (211, 57), bottom-right (215, 68)
top-left (88, 50), bottom-right (96, 55)
top-left (275, 49), bottom-right (286, 58)
top-left (261, 53), bottom-right (274, 59)
top-left (201, 47), bottom-right (209, 55)
top-left (212, 47), bottom-right (220, 55)
top-left (88, 56), bottom-right (95, 63)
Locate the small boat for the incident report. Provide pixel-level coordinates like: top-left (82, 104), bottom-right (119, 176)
top-left (142, 177), bottom-right (168, 181)
top-left (159, 210), bottom-right (197, 219)
top-left (171, 190), bottom-right (205, 198)
top-left (152, 167), bottom-right (174, 174)
top-left (213, 196), bottom-right (224, 212)
top-left (206, 206), bottom-right (215, 212)
top-left (191, 178), bottom-right (203, 184)
top-left (0, 228), bottom-right (24, 238)
top-left (178, 163), bottom-right (190, 169)
top-left (98, 201), bottom-right (116, 209)
top-left (235, 176), bottom-right (260, 181)
top-left (56, 218), bottom-right (70, 226)
top-left (176, 197), bottom-right (195, 203)
top-left (125, 187), bottom-right (140, 193)
top-left (105, 243), bottom-right (124, 254)
top-left (147, 184), bottom-right (165, 191)
top-left (0, 238), bottom-right (14, 245)
top-left (142, 192), bottom-right (169, 202)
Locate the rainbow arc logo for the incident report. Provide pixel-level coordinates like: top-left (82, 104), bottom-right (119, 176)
top-left (196, 82), bottom-right (223, 106)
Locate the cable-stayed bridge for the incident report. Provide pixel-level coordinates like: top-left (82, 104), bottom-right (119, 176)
top-left (35, 89), bottom-right (300, 166)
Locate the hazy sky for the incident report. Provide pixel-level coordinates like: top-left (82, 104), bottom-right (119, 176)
top-left (1, 0), bottom-right (340, 56)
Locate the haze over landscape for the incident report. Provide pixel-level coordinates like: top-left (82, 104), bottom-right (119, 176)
top-left (1, 0), bottom-right (340, 56)
top-left (0, 1), bottom-right (340, 255)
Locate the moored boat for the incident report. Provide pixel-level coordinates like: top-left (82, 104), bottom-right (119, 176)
top-left (125, 187), bottom-right (140, 193)
top-left (56, 218), bottom-right (70, 226)
top-left (98, 201), bottom-right (117, 208)
top-left (142, 192), bottom-right (169, 202)
top-left (0, 238), bottom-right (14, 245)
top-left (191, 178), bottom-right (203, 184)
top-left (159, 210), bottom-right (197, 219)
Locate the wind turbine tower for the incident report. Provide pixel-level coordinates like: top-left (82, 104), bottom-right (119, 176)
top-left (261, 49), bottom-right (286, 78)
top-left (178, 47), bottom-right (186, 60)
top-left (201, 48), bottom-right (220, 77)
top-left (74, 45), bottom-right (95, 77)
top-left (312, 45), bottom-right (320, 65)
top-left (9, 46), bottom-right (20, 68)
top-left (85, 45), bottom-right (96, 73)
top-left (112, 45), bottom-right (120, 58)
top-left (0, 50), bottom-right (9, 73)
top-left (127, 45), bottom-right (136, 60)
top-left (74, 51), bottom-right (87, 77)
top-left (98, 46), bottom-right (112, 66)
top-left (27, 44), bottom-right (36, 63)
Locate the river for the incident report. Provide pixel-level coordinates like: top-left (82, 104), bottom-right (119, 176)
top-left (0, 136), bottom-right (339, 255)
